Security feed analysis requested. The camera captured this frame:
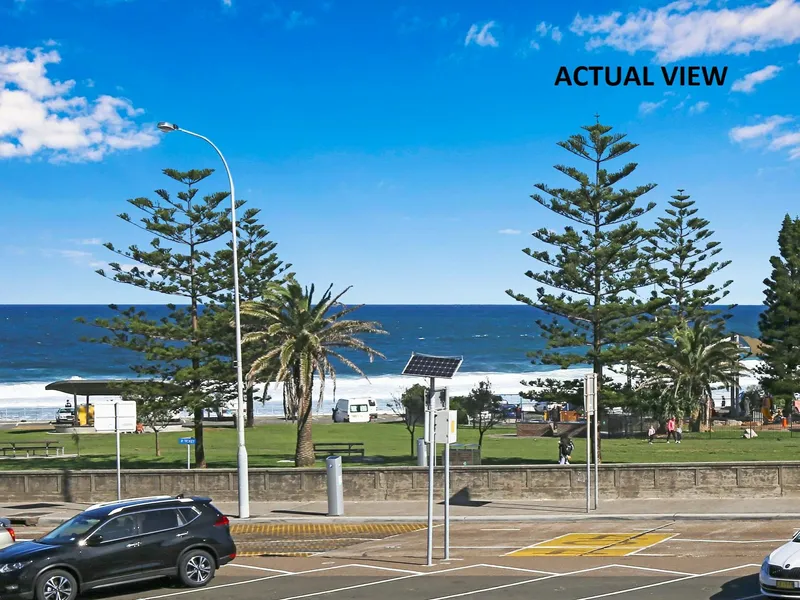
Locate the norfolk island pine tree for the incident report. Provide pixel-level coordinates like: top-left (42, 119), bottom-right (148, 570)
top-left (506, 119), bottom-right (666, 460)
top-left (79, 168), bottom-right (239, 468)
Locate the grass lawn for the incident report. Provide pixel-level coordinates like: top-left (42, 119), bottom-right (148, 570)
top-left (2, 421), bottom-right (800, 470)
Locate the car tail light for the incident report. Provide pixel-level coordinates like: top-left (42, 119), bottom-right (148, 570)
top-left (7, 528), bottom-right (14, 542)
top-left (214, 515), bottom-right (230, 527)
top-left (229, 553), bottom-right (236, 560)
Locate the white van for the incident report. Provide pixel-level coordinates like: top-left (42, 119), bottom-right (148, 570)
top-left (332, 398), bottom-right (371, 423)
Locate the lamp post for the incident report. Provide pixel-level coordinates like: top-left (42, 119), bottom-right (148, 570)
top-left (157, 122), bottom-right (250, 519)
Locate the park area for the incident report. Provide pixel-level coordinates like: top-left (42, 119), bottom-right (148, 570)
top-left (1, 420), bottom-right (800, 470)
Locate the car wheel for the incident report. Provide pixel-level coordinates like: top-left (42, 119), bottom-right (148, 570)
top-left (36, 569), bottom-right (78, 600)
top-left (178, 549), bottom-right (215, 588)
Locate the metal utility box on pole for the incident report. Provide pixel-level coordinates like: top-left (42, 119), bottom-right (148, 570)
top-left (402, 353), bottom-right (463, 567)
top-left (584, 373), bottom-right (598, 512)
top-left (326, 456), bottom-right (344, 516)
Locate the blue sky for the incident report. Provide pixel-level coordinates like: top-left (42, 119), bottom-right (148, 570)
top-left (1, 0), bottom-right (799, 305)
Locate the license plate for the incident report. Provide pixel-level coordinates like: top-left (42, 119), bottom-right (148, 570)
top-left (777, 580), bottom-right (796, 590)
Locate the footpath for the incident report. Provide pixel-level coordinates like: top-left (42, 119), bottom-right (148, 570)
top-left (3, 497), bottom-right (797, 527)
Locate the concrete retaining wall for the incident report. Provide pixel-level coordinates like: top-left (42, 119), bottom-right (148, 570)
top-left (4, 462), bottom-right (800, 503)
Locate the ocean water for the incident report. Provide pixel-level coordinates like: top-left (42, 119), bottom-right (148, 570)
top-left (0, 304), bottom-right (765, 419)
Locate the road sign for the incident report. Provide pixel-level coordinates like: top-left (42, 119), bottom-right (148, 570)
top-left (178, 437), bottom-right (196, 445)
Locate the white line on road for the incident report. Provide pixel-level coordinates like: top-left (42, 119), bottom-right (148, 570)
top-left (425, 564), bottom-right (614, 600)
top-left (571, 563), bottom-right (760, 600)
top-left (676, 538), bottom-right (788, 544)
top-left (226, 564), bottom-right (293, 574)
top-left (480, 528), bottom-right (520, 531)
top-left (606, 563), bottom-right (692, 577)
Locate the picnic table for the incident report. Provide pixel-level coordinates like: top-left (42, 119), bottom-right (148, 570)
top-left (313, 442), bottom-right (365, 458)
top-left (0, 440), bottom-right (65, 457)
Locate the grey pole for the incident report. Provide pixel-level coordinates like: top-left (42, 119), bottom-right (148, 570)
top-left (115, 402), bottom-right (121, 501)
top-left (443, 388), bottom-right (451, 560)
top-left (584, 375), bottom-right (591, 514)
top-left (162, 125), bottom-right (250, 519)
top-left (326, 456), bottom-right (344, 516)
top-left (426, 376), bottom-right (436, 566)
top-left (593, 402), bottom-right (599, 509)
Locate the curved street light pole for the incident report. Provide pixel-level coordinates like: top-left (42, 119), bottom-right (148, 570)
top-left (157, 122), bottom-right (249, 519)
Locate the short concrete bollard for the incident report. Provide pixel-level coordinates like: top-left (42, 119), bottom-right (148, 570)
top-left (326, 455), bottom-right (344, 516)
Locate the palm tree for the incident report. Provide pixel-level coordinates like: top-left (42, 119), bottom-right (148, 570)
top-left (241, 280), bottom-right (387, 466)
top-left (638, 317), bottom-right (744, 431)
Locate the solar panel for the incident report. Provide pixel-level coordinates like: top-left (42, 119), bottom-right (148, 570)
top-left (402, 353), bottom-right (463, 379)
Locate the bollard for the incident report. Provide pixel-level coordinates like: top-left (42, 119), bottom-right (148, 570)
top-left (326, 455), bottom-right (344, 516)
top-left (417, 437), bottom-right (427, 466)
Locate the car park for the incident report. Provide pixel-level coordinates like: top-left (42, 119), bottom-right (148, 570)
top-left (760, 532), bottom-right (800, 597)
top-left (0, 495), bottom-right (235, 600)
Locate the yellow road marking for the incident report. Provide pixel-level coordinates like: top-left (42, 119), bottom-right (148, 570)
top-left (231, 523), bottom-right (426, 536)
top-left (507, 533), bottom-right (674, 557)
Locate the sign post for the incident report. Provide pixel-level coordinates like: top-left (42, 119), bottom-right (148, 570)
top-left (583, 373), bottom-right (598, 513)
top-left (179, 437), bottom-right (196, 469)
top-left (115, 402), bottom-right (121, 501)
top-left (93, 400), bottom-right (136, 501)
top-left (435, 402), bottom-right (456, 560)
top-left (426, 378), bottom-right (435, 567)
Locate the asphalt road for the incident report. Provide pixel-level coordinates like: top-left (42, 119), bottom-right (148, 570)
top-left (16, 519), bottom-right (786, 599)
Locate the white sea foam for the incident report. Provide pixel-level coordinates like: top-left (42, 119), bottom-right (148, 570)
top-left (0, 360), bottom-right (763, 416)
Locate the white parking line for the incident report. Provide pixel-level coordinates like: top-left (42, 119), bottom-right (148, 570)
top-left (571, 563), bottom-right (760, 600)
top-left (676, 538), bottom-right (788, 544)
top-left (472, 564), bottom-right (555, 575)
top-left (425, 564), bottom-right (613, 600)
top-left (137, 564), bottom-right (363, 600)
top-left (226, 564), bottom-right (294, 574)
top-left (606, 563), bottom-right (692, 577)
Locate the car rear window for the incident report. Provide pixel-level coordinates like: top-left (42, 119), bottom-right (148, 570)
top-left (179, 506), bottom-right (201, 524)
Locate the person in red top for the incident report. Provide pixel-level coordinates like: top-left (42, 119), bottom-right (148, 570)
top-left (666, 417), bottom-right (677, 443)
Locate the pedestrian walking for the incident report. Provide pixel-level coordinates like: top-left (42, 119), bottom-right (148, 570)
top-left (647, 424), bottom-right (655, 444)
top-left (666, 417), bottom-right (677, 443)
top-left (676, 425), bottom-right (682, 444)
top-left (558, 435), bottom-right (574, 464)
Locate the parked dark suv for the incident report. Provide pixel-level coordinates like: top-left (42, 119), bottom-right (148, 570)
top-left (0, 495), bottom-right (236, 600)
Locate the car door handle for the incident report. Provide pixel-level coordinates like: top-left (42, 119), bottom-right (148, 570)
top-left (126, 542), bottom-right (140, 548)
top-left (176, 532), bottom-right (189, 537)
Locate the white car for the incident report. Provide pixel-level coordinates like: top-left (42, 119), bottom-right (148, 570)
top-left (0, 518), bottom-right (15, 549)
top-left (760, 534), bottom-right (800, 597)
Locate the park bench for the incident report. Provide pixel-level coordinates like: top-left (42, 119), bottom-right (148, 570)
top-left (0, 441), bottom-right (65, 457)
top-left (313, 442), bottom-right (365, 458)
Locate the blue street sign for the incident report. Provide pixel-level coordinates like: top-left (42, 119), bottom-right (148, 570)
top-left (178, 437), bottom-right (196, 445)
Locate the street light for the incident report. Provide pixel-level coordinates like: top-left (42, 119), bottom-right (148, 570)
top-left (157, 121), bottom-right (250, 519)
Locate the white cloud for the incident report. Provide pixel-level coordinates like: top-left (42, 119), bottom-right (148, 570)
top-left (689, 100), bottom-right (709, 114)
top-left (730, 115), bottom-right (800, 160)
top-left (639, 100), bottom-right (666, 115)
top-left (56, 249), bottom-right (93, 262)
top-left (729, 115), bottom-right (792, 142)
top-left (528, 40), bottom-right (540, 51)
top-left (770, 131), bottom-right (800, 149)
top-left (498, 229), bottom-right (521, 235)
top-left (535, 21), bottom-right (563, 42)
top-left (74, 238), bottom-right (102, 245)
top-left (0, 46), bottom-right (158, 162)
top-left (570, 0), bottom-right (800, 62)
top-left (465, 21), bottom-right (498, 47)
top-left (731, 65), bottom-right (782, 93)
top-left (222, 0), bottom-right (232, 6)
